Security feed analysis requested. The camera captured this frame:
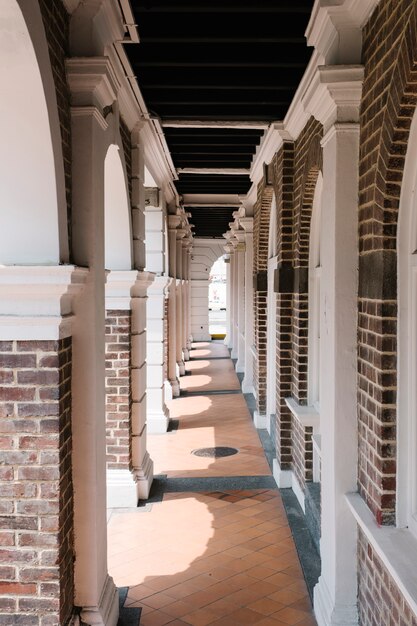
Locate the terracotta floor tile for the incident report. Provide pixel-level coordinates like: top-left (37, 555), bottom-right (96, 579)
top-left (272, 607), bottom-right (311, 625)
top-left (109, 343), bottom-right (316, 626)
top-left (222, 607), bottom-right (265, 624)
top-left (140, 610), bottom-right (176, 626)
top-left (181, 608), bottom-right (221, 626)
top-left (247, 598), bottom-right (286, 616)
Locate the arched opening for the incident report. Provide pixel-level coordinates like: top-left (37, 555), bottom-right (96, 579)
top-left (0, 0), bottom-right (61, 264)
top-left (398, 108), bottom-right (417, 536)
top-left (266, 194), bottom-right (277, 436)
top-left (104, 144), bottom-right (133, 270)
top-left (209, 256), bottom-right (227, 339)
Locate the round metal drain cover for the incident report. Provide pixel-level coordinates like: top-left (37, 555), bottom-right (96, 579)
top-left (192, 446), bottom-right (239, 458)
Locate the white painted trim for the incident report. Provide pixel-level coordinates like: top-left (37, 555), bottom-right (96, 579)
top-left (177, 168), bottom-right (250, 175)
top-left (106, 468), bottom-right (138, 509)
top-left (162, 120), bottom-right (269, 129)
top-left (272, 459), bottom-right (292, 489)
top-left (285, 397), bottom-right (320, 430)
top-left (0, 265), bottom-right (88, 339)
top-left (253, 411), bottom-right (267, 430)
top-left (66, 57), bottom-right (120, 109)
top-left (292, 472), bottom-right (306, 513)
top-left (346, 492), bottom-right (417, 620)
top-left (105, 269), bottom-right (140, 310)
top-left (80, 574), bottom-right (118, 626)
top-left (314, 574), bottom-right (358, 626)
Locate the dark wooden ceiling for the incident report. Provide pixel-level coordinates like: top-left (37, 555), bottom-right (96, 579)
top-left (126, 0), bottom-right (313, 237)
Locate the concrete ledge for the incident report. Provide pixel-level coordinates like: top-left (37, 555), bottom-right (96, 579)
top-left (346, 492), bottom-right (417, 620)
top-left (106, 469), bottom-right (138, 509)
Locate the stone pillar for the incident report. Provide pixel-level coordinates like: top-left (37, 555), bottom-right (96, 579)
top-left (182, 241), bottom-right (191, 361)
top-left (224, 254), bottom-right (232, 347)
top-left (0, 266), bottom-right (86, 626)
top-left (175, 230), bottom-right (186, 375)
top-left (145, 187), bottom-right (165, 275)
top-left (131, 272), bottom-right (154, 499)
top-left (105, 270), bottom-right (154, 505)
top-left (67, 60), bottom-right (119, 625)
top-left (241, 218), bottom-right (254, 393)
top-left (231, 241), bottom-right (239, 359)
top-left (168, 216), bottom-right (181, 396)
top-left (303, 65), bottom-right (364, 626)
top-left (146, 275), bottom-right (171, 433)
top-left (235, 234), bottom-right (246, 373)
top-left (185, 245), bottom-right (193, 352)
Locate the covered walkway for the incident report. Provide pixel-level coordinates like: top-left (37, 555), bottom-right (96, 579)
top-left (108, 343), bottom-right (316, 626)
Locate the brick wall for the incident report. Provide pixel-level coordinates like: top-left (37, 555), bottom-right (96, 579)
top-left (272, 143), bottom-right (294, 470)
top-left (253, 183), bottom-right (274, 416)
top-left (105, 311), bottom-right (132, 470)
top-left (358, 0), bottom-right (417, 525)
top-left (0, 338), bottom-right (74, 624)
top-left (38, 0), bottom-right (72, 257)
top-left (291, 418), bottom-right (313, 490)
top-left (358, 529), bottom-right (417, 626)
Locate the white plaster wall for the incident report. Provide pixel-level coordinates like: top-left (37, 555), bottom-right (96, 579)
top-left (190, 240), bottom-right (225, 341)
top-left (0, 1), bottom-right (62, 265)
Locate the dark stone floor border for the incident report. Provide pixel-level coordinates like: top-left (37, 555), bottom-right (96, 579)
top-left (240, 389), bottom-right (321, 602)
top-left (180, 388), bottom-right (242, 397)
top-left (117, 587), bottom-right (141, 625)
top-left (189, 356), bottom-right (230, 361)
top-left (141, 474), bottom-right (278, 506)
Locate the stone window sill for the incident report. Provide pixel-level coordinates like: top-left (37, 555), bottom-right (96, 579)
top-left (346, 492), bottom-right (417, 617)
top-left (284, 397), bottom-right (320, 430)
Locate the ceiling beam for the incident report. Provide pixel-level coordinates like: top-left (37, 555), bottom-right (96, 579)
top-left (177, 168), bottom-right (250, 175)
top-left (162, 120), bottom-right (270, 129)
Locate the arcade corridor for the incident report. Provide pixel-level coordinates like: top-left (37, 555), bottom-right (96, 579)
top-left (108, 343), bottom-right (316, 626)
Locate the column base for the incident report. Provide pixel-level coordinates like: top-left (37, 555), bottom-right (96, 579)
top-left (272, 459), bottom-right (292, 488)
top-left (177, 360), bottom-right (186, 376)
top-left (235, 359), bottom-right (245, 373)
top-left (106, 468), bottom-right (138, 509)
top-left (133, 451), bottom-right (154, 500)
top-left (314, 576), bottom-right (358, 626)
top-left (170, 378), bottom-right (180, 397)
top-left (80, 574), bottom-right (119, 626)
top-left (241, 378), bottom-right (254, 394)
top-left (147, 411), bottom-right (169, 434)
top-left (253, 411), bottom-right (268, 429)
top-left (187, 339), bottom-right (192, 351)
top-left (183, 347), bottom-right (190, 361)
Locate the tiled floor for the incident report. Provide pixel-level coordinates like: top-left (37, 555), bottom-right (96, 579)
top-left (108, 342), bottom-right (317, 626)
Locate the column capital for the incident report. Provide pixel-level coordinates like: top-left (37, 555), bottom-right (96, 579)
top-left (66, 57), bottom-right (120, 109)
top-left (0, 265), bottom-right (88, 340)
top-left (105, 270), bottom-right (155, 308)
top-left (239, 217), bottom-right (254, 234)
top-left (168, 215), bottom-right (182, 231)
top-left (176, 228), bottom-right (187, 241)
top-left (302, 64), bottom-right (364, 132)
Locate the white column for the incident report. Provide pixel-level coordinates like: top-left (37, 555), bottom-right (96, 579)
top-left (235, 235), bottom-right (246, 372)
top-left (224, 255), bottom-right (232, 347)
top-left (182, 240), bottom-right (191, 360)
top-left (231, 241), bottom-right (239, 358)
top-left (185, 246), bottom-right (193, 351)
top-left (146, 275), bottom-right (171, 433)
top-left (131, 271), bottom-right (154, 500)
top-left (303, 66), bottom-right (364, 626)
top-left (70, 101), bottom-right (119, 623)
top-left (168, 216), bottom-right (181, 396)
top-left (240, 218), bottom-right (254, 393)
top-left (175, 230), bottom-right (185, 375)
top-left (105, 270), bottom-right (154, 507)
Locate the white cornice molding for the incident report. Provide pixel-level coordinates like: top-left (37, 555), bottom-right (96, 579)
top-left (250, 123), bottom-right (287, 186)
top-left (240, 217), bottom-right (254, 234)
top-left (66, 57), bottom-right (120, 108)
top-left (306, 0), bottom-right (381, 64)
top-left (0, 266), bottom-right (88, 340)
top-left (303, 64), bottom-right (364, 131)
top-left (105, 269), bottom-right (141, 310)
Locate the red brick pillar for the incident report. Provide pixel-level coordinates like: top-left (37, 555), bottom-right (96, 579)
top-left (0, 266), bottom-right (86, 625)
